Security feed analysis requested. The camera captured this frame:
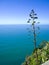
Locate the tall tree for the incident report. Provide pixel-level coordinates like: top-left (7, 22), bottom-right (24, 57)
top-left (27, 9), bottom-right (40, 65)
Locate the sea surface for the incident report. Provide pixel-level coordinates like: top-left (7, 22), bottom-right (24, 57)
top-left (0, 24), bottom-right (49, 65)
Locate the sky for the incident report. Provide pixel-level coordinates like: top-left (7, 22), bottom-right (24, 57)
top-left (0, 0), bottom-right (49, 24)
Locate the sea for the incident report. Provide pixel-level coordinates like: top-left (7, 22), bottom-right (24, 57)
top-left (0, 24), bottom-right (49, 65)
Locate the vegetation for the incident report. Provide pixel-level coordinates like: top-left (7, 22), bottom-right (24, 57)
top-left (26, 9), bottom-right (40, 65)
top-left (22, 41), bottom-right (49, 65)
top-left (22, 10), bottom-right (49, 65)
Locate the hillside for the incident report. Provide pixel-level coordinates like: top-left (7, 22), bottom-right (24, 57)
top-left (22, 41), bottom-right (49, 65)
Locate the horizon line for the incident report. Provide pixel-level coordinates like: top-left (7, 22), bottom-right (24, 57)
top-left (0, 23), bottom-right (49, 25)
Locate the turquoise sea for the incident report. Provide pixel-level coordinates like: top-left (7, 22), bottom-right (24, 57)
top-left (0, 24), bottom-right (49, 65)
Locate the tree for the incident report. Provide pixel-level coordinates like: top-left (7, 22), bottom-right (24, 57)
top-left (27, 9), bottom-right (40, 65)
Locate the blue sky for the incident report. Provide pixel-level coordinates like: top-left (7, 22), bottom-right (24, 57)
top-left (0, 0), bottom-right (49, 24)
